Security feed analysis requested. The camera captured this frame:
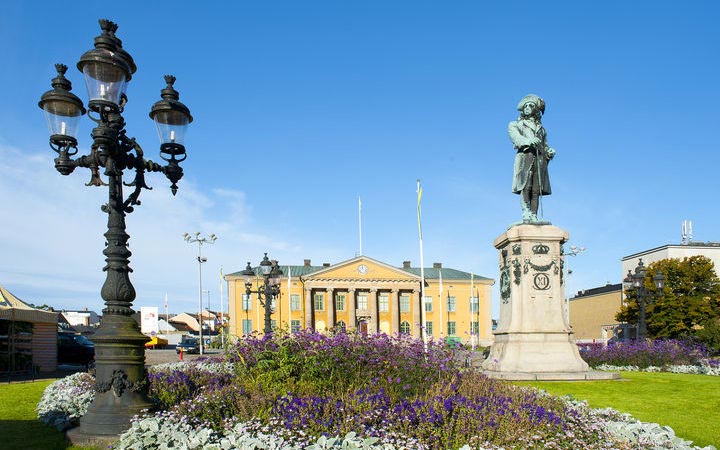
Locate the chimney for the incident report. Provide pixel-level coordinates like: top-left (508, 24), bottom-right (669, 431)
top-left (403, 261), bottom-right (411, 269)
top-left (304, 259), bottom-right (311, 266)
top-left (323, 263), bottom-right (331, 267)
top-left (433, 262), bottom-right (442, 269)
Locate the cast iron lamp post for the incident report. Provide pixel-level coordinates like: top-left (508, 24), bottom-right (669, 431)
top-left (183, 232), bottom-right (217, 355)
top-left (37, 20), bottom-right (192, 440)
top-left (623, 259), bottom-right (665, 341)
top-left (241, 254), bottom-right (283, 334)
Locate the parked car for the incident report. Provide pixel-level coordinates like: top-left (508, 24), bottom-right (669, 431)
top-left (176, 337), bottom-right (200, 354)
top-left (145, 335), bottom-right (169, 349)
top-left (58, 332), bottom-right (95, 367)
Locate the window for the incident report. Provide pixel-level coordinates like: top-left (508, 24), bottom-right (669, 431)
top-left (290, 294), bottom-right (301, 311)
top-left (470, 321), bottom-right (479, 335)
top-left (378, 293), bottom-right (389, 312)
top-left (241, 319), bottom-right (252, 334)
top-left (357, 294), bottom-right (368, 311)
top-left (400, 294), bottom-right (410, 312)
top-left (290, 320), bottom-right (300, 334)
top-left (447, 321), bottom-right (456, 336)
top-left (425, 321), bottom-right (433, 336)
top-left (336, 320), bottom-right (346, 332)
top-left (447, 296), bottom-right (456, 312)
top-left (314, 293), bottom-right (324, 311)
top-left (242, 293), bottom-right (252, 311)
top-left (470, 296), bottom-right (479, 313)
top-left (336, 293), bottom-right (346, 311)
top-left (399, 321), bottom-right (411, 334)
top-left (424, 296), bottom-right (433, 312)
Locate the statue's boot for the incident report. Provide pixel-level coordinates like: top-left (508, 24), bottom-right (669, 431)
top-left (521, 202), bottom-right (533, 222)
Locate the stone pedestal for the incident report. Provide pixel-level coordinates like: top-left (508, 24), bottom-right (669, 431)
top-left (481, 223), bottom-right (618, 380)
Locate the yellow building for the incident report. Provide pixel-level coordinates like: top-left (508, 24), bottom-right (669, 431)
top-left (569, 283), bottom-right (630, 343)
top-left (226, 256), bottom-right (494, 345)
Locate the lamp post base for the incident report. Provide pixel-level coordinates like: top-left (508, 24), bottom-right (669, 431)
top-left (66, 427), bottom-right (119, 448)
top-left (65, 312), bottom-right (152, 445)
top-left (66, 389), bottom-right (152, 446)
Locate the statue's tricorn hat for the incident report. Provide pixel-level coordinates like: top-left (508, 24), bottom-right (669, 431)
top-left (516, 94), bottom-right (545, 114)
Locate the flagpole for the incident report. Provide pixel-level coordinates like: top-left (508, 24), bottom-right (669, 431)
top-left (219, 267), bottom-right (225, 348)
top-left (416, 180), bottom-right (426, 348)
top-left (471, 273), bottom-right (476, 352)
top-left (358, 196), bottom-right (363, 256)
top-left (164, 293), bottom-right (169, 335)
top-left (439, 267), bottom-right (443, 340)
top-left (287, 267), bottom-right (292, 330)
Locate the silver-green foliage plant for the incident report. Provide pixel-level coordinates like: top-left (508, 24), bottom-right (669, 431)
top-left (565, 399), bottom-right (716, 450)
top-left (149, 360), bottom-right (235, 375)
top-left (594, 363), bottom-right (720, 376)
top-left (115, 413), bottom-right (400, 450)
top-left (36, 371), bottom-right (95, 430)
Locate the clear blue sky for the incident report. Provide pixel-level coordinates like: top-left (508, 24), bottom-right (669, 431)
top-left (1, 1), bottom-right (718, 317)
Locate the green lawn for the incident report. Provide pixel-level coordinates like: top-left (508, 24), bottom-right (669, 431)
top-left (515, 371), bottom-right (720, 448)
top-left (0, 380), bottom-right (94, 450)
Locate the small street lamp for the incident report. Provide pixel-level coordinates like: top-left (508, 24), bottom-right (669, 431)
top-left (37, 19), bottom-right (192, 441)
top-left (623, 258), bottom-right (665, 341)
top-left (184, 232), bottom-right (217, 355)
top-left (241, 254), bottom-right (283, 334)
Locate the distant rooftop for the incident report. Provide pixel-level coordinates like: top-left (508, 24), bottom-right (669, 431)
top-left (571, 283), bottom-right (621, 300)
top-left (623, 242), bottom-right (720, 260)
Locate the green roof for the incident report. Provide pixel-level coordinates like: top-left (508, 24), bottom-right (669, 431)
top-left (401, 267), bottom-right (492, 281)
top-left (226, 265), bottom-right (324, 278)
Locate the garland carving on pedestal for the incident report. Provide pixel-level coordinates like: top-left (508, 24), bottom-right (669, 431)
top-left (523, 258), bottom-right (559, 275)
top-left (95, 369), bottom-right (147, 397)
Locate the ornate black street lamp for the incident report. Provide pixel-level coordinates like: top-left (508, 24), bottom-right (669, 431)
top-left (241, 254), bottom-right (283, 334)
top-left (623, 259), bottom-right (665, 341)
top-left (38, 20), bottom-right (192, 442)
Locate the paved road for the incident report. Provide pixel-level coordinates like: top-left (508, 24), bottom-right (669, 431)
top-left (144, 348), bottom-right (223, 366)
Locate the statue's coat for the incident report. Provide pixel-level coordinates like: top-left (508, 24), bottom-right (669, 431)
top-left (508, 118), bottom-right (552, 195)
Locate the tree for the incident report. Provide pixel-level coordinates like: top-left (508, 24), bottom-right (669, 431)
top-left (27, 303), bottom-right (55, 311)
top-left (616, 255), bottom-right (720, 340)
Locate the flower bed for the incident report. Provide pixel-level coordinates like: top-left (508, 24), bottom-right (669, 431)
top-left (38, 332), bottom-right (716, 449)
top-left (580, 339), bottom-right (720, 374)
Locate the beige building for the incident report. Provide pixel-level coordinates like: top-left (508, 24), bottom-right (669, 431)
top-left (1, 284), bottom-right (59, 373)
top-left (569, 283), bottom-right (628, 343)
top-left (570, 240), bottom-right (720, 344)
top-left (226, 256), bottom-right (495, 345)
top-left (622, 242), bottom-right (720, 280)
top-left (168, 311), bottom-right (218, 333)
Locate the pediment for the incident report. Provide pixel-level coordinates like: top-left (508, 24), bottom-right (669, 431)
top-left (305, 256), bottom-right (420, 281)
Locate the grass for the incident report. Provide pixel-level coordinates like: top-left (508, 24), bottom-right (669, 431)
top-left (515, 371), bottom-right (720, 448)
top-left (0, 380), bottom-right (94, 450)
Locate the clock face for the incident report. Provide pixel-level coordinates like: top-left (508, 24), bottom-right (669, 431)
top-left (357, 264), bottom-right (368, 274)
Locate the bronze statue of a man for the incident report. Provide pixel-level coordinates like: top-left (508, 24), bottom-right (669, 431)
top-left (508, 94), bottom-right (555, 222)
